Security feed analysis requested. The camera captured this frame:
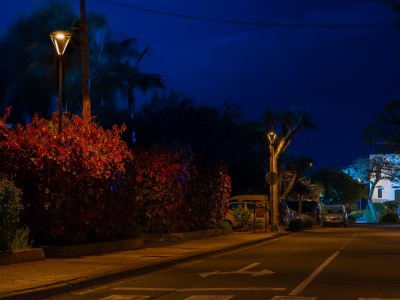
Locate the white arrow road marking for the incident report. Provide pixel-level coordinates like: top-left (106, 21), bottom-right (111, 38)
top-left (271, 296), bottom-right (317, 300)
top-left (99, 296), bottom-right (149, 300)
top-left (184, 296), bottom-right (234, 300)
top-left (199, 263), bottom-right (274, 278)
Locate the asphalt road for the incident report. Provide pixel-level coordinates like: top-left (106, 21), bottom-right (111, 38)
top-left (44, 224), bottom-right (400, 300)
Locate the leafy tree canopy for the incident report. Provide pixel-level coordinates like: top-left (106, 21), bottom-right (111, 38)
top-left (314, 168), bottom-right (367, 209)
top-left (134, 90), bottom-right (266, 194)
top-left (360, 100), bottom-right (400, 153)
top-left (344, 155), bottom-right (400, 198)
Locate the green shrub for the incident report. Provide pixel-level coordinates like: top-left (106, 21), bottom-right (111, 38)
top-left (0, 176), bottom-right (23, 251)
top-left (11, 226), bottom-right (30, 251)
top-left (215, 220), bottom-right (232, 232)
top-left (348, 214), bottom-right (356, 224)
top-left (288, 219), bottom-right (304, 231)
top-left (383, 200), bottom-right (399, 214)
top-left (303, 217), bottom-right (315, 229)
top-left (233, 208), bottom-right (251, 229)
top-left (380, 213), bottom-right (399, 224)
top-left (363, 202), bottom-right (387, 223)
top-left (352, 210), bottom-right (364, 219)
top-left (374, 203), bottom-right (387, 220)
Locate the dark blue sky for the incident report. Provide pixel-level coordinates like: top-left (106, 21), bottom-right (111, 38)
top-left (2, 0), bottom-right (400, 171)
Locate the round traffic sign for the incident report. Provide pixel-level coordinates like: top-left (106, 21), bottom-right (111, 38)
top-left (265, 172), bottom-right (278, 185)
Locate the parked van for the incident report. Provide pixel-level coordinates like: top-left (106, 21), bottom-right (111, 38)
top-left (224, 195), bottom-right (269, 229)
top-left (285, 199), bottom-right (322, 225)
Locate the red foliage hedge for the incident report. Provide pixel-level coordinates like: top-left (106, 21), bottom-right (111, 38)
top-left (0, 111), bottom-right (135, 245)
top-left (0, 109), bottom-right (231, 245)
top-left (131, 146), bottom-right (231, 233)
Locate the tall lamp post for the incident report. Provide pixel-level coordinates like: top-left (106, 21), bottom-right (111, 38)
top-left (267, 130), bottom-right (278, 231)
top-left (50, 31), bottom-right (71, 134)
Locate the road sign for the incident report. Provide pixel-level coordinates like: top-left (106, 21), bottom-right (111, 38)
top-left (265, 172), bottom-right (278, 185)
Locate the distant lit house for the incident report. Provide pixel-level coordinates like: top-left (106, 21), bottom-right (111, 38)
top-left (371, 180), bottom-right (400, 203)
top-left (370, 154), bottom-right (400, 203)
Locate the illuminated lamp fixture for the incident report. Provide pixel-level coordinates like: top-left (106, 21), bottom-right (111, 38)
top-left (49, 30), bottom-right (71, 134)
top-left (50, 31), bottom-right (71, 55)
top-left (267, 131), bottom-right (277, 144)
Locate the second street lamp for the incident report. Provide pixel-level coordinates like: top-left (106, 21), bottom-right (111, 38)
top-left (50, 31), bottom-right (71, 134)
top-left (266, 130), bottom-right (278, 231)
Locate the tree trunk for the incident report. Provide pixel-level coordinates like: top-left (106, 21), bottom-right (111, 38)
top-left (80, 0), bottom-right (91, 122)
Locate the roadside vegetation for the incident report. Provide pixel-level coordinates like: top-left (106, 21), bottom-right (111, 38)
top-left (1, 0), bottom-right (400, 250)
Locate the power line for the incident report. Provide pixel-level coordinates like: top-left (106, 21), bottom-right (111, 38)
top-left (98, 0), bottom-right (398, 29)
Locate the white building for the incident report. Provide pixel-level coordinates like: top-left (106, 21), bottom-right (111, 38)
top-left (371, 178), bottom-right (400, 203)
top-left (370, 154), bottom-right (400, 203)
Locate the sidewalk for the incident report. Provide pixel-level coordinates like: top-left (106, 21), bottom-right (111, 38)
top-left (0, 231), bottom-right (285, 300)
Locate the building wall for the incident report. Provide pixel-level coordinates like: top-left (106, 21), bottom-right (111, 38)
top-left (371, 178), bottom-right (400, 203)
top-left (369, 154), bottom-right (400, 203)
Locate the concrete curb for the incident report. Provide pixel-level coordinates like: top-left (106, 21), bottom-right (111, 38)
top-left (0, 229), bottom-right (231, 263)
top-left (0, 232), bottom-right (285, 300)
top-left (0, 248), bottom-right (45, 265)
top-left (42, 238), bottom-right (145, 258)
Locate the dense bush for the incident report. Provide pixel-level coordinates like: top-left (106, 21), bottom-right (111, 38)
top-left (374, 203), bottom-right (387, 220)
top-left (232, 208), bottom-right (251, 229)
top-left (383, 200), bottom-right (399, 214)
top-left (0, 175), bottom-right (23, 251)
top-left (132, 146), bottom-right (231, 233)
top-left (363, 202), bottom-right (387, 223)
top-left (288, 219), bottom-right (304, 231)
top-left (186, 161), bottom-right (231, 231)
top-left (351, 210), bottom-right (364, 219)
top-left (0, 109), bottom-right (232, 244)
top-left (132, 146), bottom-right (191, 233)
top-left (348, 214), bottom-right (356, 224)
top-left (0, 111), bottom-right (136, 245)
top-left (380, 213), bottom-right (399, 224)
top-left (303, 216), bottom-right (315, 229)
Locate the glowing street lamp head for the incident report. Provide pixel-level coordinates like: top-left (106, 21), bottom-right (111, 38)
top-left (267, 131), bottom-right (277, 144)
top-left (50, 31), bottom-right (71, 55)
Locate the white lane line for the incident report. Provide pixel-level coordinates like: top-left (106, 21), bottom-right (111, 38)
top-left (114, 287), bottom-right (286, 291)
top-left (182, 288), bottom-right (285, 291)
top-left (289, 234), bottom-right (357, 297)
top-left (114, 287), bottom-right (175, 291)
top-left (289, 250), bottom-right (340, 296)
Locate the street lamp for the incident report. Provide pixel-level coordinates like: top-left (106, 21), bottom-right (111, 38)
top-left (50, 31), bottom-right (71, 134)
top-left (266, 130), bottom-right (278, 231)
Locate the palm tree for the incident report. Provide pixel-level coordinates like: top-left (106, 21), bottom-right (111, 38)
top-left (124, 45), bottom-right (165, 144)
top-left (89, 33), bottom-right (138, 127)
top-left (125, 46), bottom-right (165, 119)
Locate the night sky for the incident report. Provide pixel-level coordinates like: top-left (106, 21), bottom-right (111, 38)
top-left (2, 0), bottom-right (400, 171)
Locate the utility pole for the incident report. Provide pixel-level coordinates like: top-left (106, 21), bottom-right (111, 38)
top-left (81, 0), bottom-right (91, 122)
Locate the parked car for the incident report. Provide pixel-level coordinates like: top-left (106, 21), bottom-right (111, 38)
top-left (225, 195), bottom-right (269, 229)
top-left (285, 199), bottom-right (322, 225)
top-left (322, 204), bottom-right (348, 227)
top-left (279, 199), bottom-right (295, 227)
